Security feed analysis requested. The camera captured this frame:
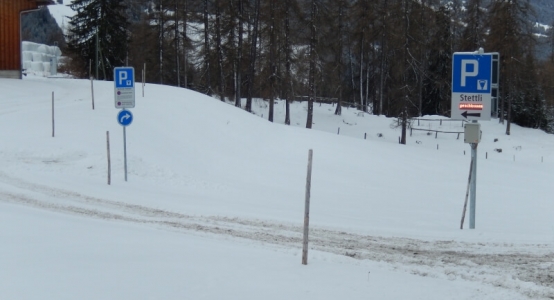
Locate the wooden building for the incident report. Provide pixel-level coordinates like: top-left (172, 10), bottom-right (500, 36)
top-left (0, 0), bottom-right (54, 79)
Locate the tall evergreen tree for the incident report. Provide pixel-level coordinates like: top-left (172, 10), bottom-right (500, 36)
top-left (460, 0), bottom-right (486, 51)
top-left (67, 0), bottom-right (129, 80)
top-left (486, 0), bottom-right (535, 133)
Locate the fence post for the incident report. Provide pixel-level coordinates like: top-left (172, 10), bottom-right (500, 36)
top-left (107, 131), bottom-right (111, 185)
top-left (91, 76), bottom-right (95, 110)
top-left (51, 92), bottom-right (55, 137)
top-left (302, 149), bottom-right (313, 265)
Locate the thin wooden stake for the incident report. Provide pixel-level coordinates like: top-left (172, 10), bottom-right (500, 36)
top-left (107, 131), bottom-right (111, 185)
top-left (302, 149), bottom-right (313, 265)
top-left (460, 157), bottom-right (474, 229)
top-left (91, 76), bottom-right (95, 110)
top-left (51, 92), bottom-right (55, 137)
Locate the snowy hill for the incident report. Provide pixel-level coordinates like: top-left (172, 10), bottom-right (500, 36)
top-left (1, 77), bottom-right (553, 299)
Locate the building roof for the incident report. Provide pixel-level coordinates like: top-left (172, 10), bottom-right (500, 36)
top-left (32, 0), bottom-right (55, 6)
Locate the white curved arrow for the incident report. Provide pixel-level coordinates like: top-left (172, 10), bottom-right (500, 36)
top-left (120, 113), bottom-right (131, 123)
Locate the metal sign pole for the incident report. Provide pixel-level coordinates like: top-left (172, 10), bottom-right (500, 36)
top-left (123, 126), bottom-right (128, 182)
top-left (470, 140), bottom-right (477, 229)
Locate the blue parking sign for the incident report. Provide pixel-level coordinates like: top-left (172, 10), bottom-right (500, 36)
top-left (452, 53), bottom-right (492, 94)
top-left (451, 52), bottom-right (493, 121)
top-left (114, 67), bottom-right (134, 88)
top-left (114, 67), bottom-right (135, 109)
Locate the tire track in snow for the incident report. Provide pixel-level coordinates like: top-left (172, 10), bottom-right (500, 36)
top-left (0, 173), bottom-right (553, 299)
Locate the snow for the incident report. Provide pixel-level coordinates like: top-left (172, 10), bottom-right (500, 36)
top-left (0, 76), bottom-right (553, 299)
top-left (47, 0), bottom-right (75, 30)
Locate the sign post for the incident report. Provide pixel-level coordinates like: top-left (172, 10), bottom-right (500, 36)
top-left (117, 109), bottom-right (133, 181)
top-left (452, 49), bottom-right (495, 229)
top-left (114, 67), bottom-right (135, 182)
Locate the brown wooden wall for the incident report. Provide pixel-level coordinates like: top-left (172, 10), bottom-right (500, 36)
top-left (0, 0), bottom-right (52, 78)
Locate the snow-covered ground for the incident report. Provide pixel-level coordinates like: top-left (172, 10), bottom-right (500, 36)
top-left (1, 76), bottom-right (553, 299)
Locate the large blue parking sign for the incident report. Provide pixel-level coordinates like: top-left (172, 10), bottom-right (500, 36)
top-left (451, 53), bottom-right (492, 121)
top-left (114, 67), bottom-right (135, 109)
top-left (452, 54), bottom-right (492, 94)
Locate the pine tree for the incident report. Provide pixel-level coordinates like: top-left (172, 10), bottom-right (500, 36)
top-left (486, 0), bottom-right (535, 134)
top-left (460, 0), bottom-right (486, 51)
top-left (67, 0), bottom-right (129, 80)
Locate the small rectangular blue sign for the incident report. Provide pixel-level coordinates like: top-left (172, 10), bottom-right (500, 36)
top-left (114, 67), bottom-right (135, 88)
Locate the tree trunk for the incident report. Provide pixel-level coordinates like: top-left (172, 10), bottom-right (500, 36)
top-left (159, 0), bottom-right (164, 84)
top-left (284, 0), bottom-right (292, 124)
top-left (174, 0), bottom-right (180, 87)
top-left (203, 0), bottom-right (212, 95)
top-left (183, 0), bottom-right (188, 88)
top-left (334, 0), bottom-right (344, 116)
top-left (235, 0), bottom-right (243, 107)
top-left (379, 0), bottom-right (388, 116)
top-left (215, 0), bottom-right (224, 101)
top-left (268, 0), bottom-right (276, 122)
top-left (306, 0), bottom-right (317, 129)
top-left (246, 0), bottom-right (260, 112)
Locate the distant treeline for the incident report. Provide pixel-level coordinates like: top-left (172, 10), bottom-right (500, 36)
top-left (21, 7), bottom-right (65, 48)
top-left (54, 0), bottom-right (554, 136)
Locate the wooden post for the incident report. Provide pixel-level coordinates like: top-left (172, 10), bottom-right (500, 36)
top-left (337, 127), bottom-right (340, 135)
top-left (107, 131), bottom-right (111, 185)
top-left (51, 92), bottom-right (54, 137)
top-left (91, 76), bottom-right (95, 110)
top-left (142, 63), bottom-right (146, 97)
top-left (302, 149), bottom-right (313, 265)
top-left (460, 157), bottom-right (474, 229)
top-left (364, 133), bottom-right (367, 139)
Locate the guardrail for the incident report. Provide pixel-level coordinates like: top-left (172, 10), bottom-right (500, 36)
top-left (410, 127), bottom-right (463, 140)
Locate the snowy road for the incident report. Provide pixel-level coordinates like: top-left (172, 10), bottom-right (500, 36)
top-left (0, 172), bottom-right (552, 299)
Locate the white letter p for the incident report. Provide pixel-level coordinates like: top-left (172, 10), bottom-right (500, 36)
top-left (461, 60), bottom-right (478, 87)
top-left (119, 71), bottom-right (128, 86)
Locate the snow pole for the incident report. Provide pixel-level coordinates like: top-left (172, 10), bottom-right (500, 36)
top-left (460, 157), bottom-right (474, 229)
top-left (302, 149), bottom-right (313, 265)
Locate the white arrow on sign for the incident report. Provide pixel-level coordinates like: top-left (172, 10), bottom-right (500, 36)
top-left (120, 112), bottom-right (131, 123)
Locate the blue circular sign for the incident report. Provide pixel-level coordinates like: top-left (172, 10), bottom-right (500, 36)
top-left (117, 109), bottom-right (133, 126)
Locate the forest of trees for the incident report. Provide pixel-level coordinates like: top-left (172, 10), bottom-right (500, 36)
top-left (63, 0), bottom-right (554, 139)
